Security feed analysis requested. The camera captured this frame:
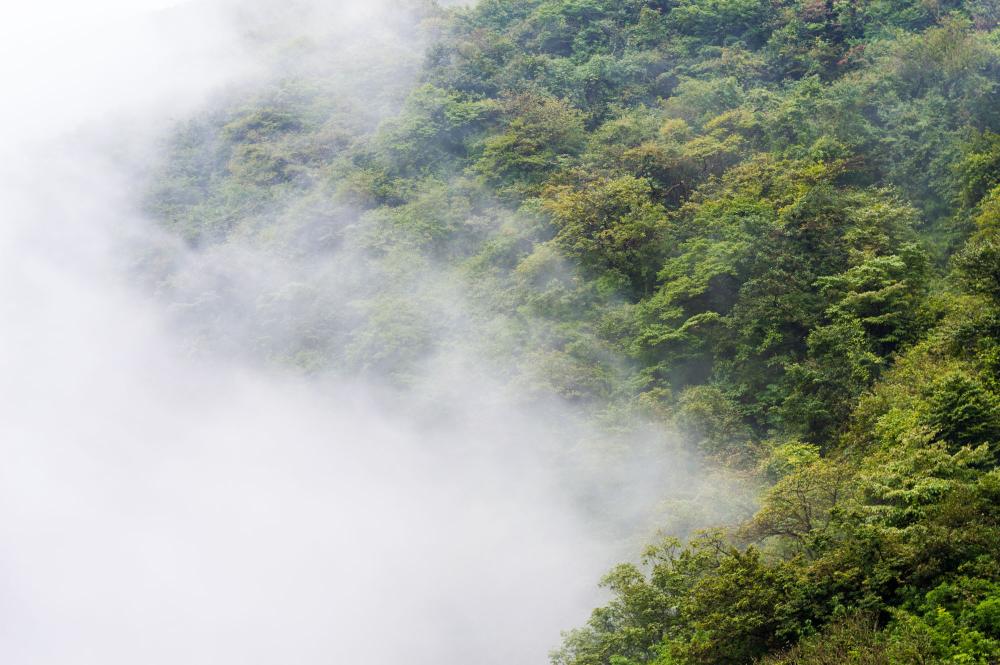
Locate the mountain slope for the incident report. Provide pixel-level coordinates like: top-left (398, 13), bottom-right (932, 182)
top-left (146, 1), bottom-right (1000, 662)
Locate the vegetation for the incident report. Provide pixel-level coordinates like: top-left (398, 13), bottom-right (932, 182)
top-left (146, 0), bottom-right (1000, 661)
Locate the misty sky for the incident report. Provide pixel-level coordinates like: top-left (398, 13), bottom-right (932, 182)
top-left (0, 0), bottom-right (249, 150)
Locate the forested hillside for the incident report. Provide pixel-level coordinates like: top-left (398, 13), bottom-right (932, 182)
top-left (146, 0), bottom-right (1000, 661)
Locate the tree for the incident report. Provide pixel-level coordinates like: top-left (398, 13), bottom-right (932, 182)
top-left (925, 372), bottom-right (1000, 455)
top-left (542, 175), bottom-right (667, 295)
top-left (474, 93), bottom-right (586, 194)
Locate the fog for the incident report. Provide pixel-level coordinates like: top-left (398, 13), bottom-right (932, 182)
top-left (0, 2), bottom-right (740, 663)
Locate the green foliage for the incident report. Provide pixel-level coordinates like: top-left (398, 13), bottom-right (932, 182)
top-left (665, 0), bottom-right (778, 48)
top-left (956, 131), bottom-right (1000, 208)
top-left (376, 84), bottom-right (496, 176)
top-left (779, 318), bottom-right (882, 443)
top-left (541, 175), bottom-right (666, 295)
top-left (475, 93), bottom-right (586, 193)
top-left (925, 372), bottom-right (1000, 453)
top-left (673, 384), bottom-right (752, 461)
top-left (761, 613), bottom-right (890, 665)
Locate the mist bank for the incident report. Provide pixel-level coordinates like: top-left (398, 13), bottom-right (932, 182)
top-left (0, 2), bottom-right (741, 664)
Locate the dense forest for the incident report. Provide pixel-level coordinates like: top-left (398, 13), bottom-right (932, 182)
top-left (144, 0), bottom-right (1000, 662)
